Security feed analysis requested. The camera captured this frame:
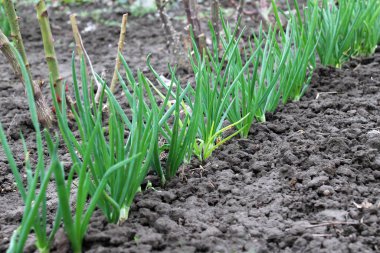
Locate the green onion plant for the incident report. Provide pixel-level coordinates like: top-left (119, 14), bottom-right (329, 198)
top-left (310, 0), bottom-right (380, 67)
top-left (208, 16), bottom-right (261, 141)
top-left (145, 66), bottom-right (200, 182)
top-left (4, 1), bottom-right (380, 252)
top-left (119, 54), bottom-right (202, 185)
top-left (225, 20), bottom-right (289, 137)
top-left (188, 21), bottom-right (254, 160)
top-left (272, 0), bottom-right (319, 104)
top-left (353, 0), bottom-right (380, 56)
top-left (0, 43), bottom-right (60, 253)
top-left (312, 0), bottom-right (360, 67)
top-left (52, 54), bottom-right (156, 225)
top-left (44, 130), bottom-right (139, 253)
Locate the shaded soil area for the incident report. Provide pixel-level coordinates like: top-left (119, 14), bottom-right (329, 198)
top-left (1, 1), bottom-right (380, 253)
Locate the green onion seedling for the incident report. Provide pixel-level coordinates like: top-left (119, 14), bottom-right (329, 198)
top-left (51, 53), bottom-right (157, 226)
top-left (352, 0), bottom-right (380, 56)
top-left (119, 53), bottom-right (201, 184)
top-left (272, 0), bottom-right (319, 104)
top-left (0, 43), bottom-right (61, 253)
top-left (309, 0), bottom-right (380, 67)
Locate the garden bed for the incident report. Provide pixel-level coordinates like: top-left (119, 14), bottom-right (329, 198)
top-left (80, 52), bottom-right (380, 253)
top-left (1, 2), bottom-right (380, 253)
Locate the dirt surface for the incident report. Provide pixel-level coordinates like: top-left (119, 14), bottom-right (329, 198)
top-left (1, 1), bottom-right (380, 253)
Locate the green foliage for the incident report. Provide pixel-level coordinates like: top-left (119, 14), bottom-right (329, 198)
top-left (51, 54), bottom-right (156, 225)
top-left (117, 53), bottom-right (201, 184)
top-left (310, 0), bottom-right (380, 67)
top-left (221, 16), bottom-right (289, 138)
top-left (146, 65), bottom-right (201, 182)
top-left (3, 0), bottom-right (380, 252)
top-left (353, 0), bottom-right (380, 56)
top-left (187, 23), bottom-right (252, 160)
top-left (44, 129), bottom-right (139, 253)
top-left (185, 7), bottom-right (318, 140)
top-left (0, 3), bottom-right (10, 37)
top-left (0, 40), bottom-right (60, 253)
top-left (273, 0), bottom-right (319, 104)
top-left (148, 21), bottom-right (251, 161)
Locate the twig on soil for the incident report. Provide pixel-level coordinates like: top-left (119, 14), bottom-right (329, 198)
top-left (179, 166), bottom-right (188, 183)
top-left (110, 14), bottom-right (128, 93)
top-left (312, 233), bottom-right (334, 237)
top-left (315, 91), bottom-right (338, 100)
top-left (353, 63), bottom-right (361, 71)
top-left (306, 221), bottom-right (360, 228)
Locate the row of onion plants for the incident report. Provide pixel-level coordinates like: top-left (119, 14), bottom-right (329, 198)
top-left (1, 0), bottom-right (380, 252)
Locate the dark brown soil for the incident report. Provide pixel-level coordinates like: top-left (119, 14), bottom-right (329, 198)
top-left (1, 1), bottom-right (379, 253)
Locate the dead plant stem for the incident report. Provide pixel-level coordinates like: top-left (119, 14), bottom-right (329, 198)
top-left (0, 29), bottom-right (52, 127)
top-left (110, 14), bottom-right (128, 93)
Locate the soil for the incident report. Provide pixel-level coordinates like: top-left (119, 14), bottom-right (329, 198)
top-left (1, 1), bottom-right (380, 253)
